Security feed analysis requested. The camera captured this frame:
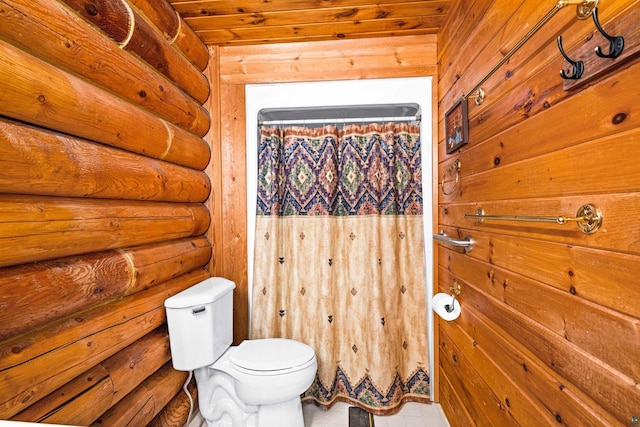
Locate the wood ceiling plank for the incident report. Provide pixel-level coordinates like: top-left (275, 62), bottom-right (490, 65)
top-left (169, 0), bottom-right (449, 16)
top-left (195, 16), bottom-right (442, 44)
top-left (183, 2), bottom-right (449, 31)
top-left (169, 0), bottom-right (451, 45)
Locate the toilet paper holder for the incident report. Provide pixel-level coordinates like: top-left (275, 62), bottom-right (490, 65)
top-left (449, 281), bottom-right (461, 296)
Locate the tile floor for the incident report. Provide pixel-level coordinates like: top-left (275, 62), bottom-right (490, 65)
top-left (188, 400), bottom-right (450, 427)
top-left (303, 401), bottom-right (451, 427)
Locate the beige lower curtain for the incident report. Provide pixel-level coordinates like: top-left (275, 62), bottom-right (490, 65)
top-left (251, 123), bottom-right (429, 414)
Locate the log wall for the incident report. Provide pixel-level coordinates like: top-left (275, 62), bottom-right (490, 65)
top-left (0, 0), bottom-right (210, 423)
top-left (436, 1), bottom-right (640, 425)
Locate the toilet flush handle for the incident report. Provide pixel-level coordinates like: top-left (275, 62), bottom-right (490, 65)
top-left (192, 306), bottom-right (206, 315)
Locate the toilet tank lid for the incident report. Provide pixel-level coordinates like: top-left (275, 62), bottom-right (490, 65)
top-left (164, 277), bottom-right (235, 308)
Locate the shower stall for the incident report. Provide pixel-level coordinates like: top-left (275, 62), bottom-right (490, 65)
top-left (245, 78), bottom-right (434, 411)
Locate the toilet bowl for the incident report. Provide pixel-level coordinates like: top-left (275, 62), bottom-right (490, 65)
top-left (197, 340), bottom-right (317, 426)
top-left (224, 338), bottom-right (317, 405)
top-left (164, 277), bottom-right (317, 427)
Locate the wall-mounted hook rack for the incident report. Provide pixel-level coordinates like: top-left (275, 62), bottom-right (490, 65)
top-left (562, 5), bottom-right (639, 91)
top-left (592, 7), bottom-right (624, 58)
top-left (558, 36), bottom-right (585, 79)
top-left (462, 0), bottom-right (599, 104)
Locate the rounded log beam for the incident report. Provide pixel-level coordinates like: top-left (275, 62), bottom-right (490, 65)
top-left (128, 237), bottom-right (212, 289)
top-left (10, 325), bottom-right (172, 425)
top-left (0, 39), bottom-right (210, 170)
top-left (0, 118), bottom-right (210, 202)
top-left (59, 0), bottom-right (209, 103)
top-left (11, 364), bottom-right (112, 424)
top-left (0, 237), bottom-right (211, 342)
top-left (0, 0), bottom-right (210, 136)
top-left (127, 0), bottom-right (209, 70)
top-left (0, 269), bottom-right (209, 419)
top-left (148, 377), bottom-right (198, 427)
top-left (92, 362), bottom-right (188, 426)
top-left (0, 195), bottom-right (210, 268)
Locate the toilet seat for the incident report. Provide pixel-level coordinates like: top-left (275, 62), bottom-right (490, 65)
top-left (229, 338), bottom-right (316, 376)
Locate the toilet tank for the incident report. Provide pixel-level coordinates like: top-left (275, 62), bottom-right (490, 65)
top-left (164, 277), bottom-right (235, 371)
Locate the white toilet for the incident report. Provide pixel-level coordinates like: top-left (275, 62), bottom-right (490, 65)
top-left (164, 277), bottom-right (317, 427)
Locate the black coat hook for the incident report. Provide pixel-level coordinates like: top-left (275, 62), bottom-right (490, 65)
top-left (592, 7), bottom-right (624, 58)
top-left (557, 36), bottom-right (584, 80)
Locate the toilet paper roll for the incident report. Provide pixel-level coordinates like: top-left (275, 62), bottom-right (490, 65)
top-left (431, 292), bottom-right (450, 308)
top-left (433, 295), bottom-right (461, 321)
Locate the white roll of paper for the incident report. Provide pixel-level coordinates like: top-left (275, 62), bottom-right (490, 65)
top-left (433, 293), bottom-right (461, 321)
top-left (431, 292), bottom-right (450, 308)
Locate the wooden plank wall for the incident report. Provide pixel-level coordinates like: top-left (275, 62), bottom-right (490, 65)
top-left (436, 1), bottom-right (639, 425)
top-left (209, 35), bottom-right (438, 344)
top-left (0, 0), bottom-right (212, 424)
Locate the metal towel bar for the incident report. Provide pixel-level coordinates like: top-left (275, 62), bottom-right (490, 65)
top-left (433, 232), bottom-right (473, 251)
top-left (464, 203), bottom-right (603, 234)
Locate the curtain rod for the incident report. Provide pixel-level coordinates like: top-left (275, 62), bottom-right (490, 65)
top-left (258, 115), bottom-right (421, 126)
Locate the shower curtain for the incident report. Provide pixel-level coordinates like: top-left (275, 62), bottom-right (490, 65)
top-left (251, 122), bottom-right (429, 414)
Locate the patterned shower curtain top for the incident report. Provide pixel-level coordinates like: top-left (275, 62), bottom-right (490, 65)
top-left (257, 123), bottom-right (422, 217)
